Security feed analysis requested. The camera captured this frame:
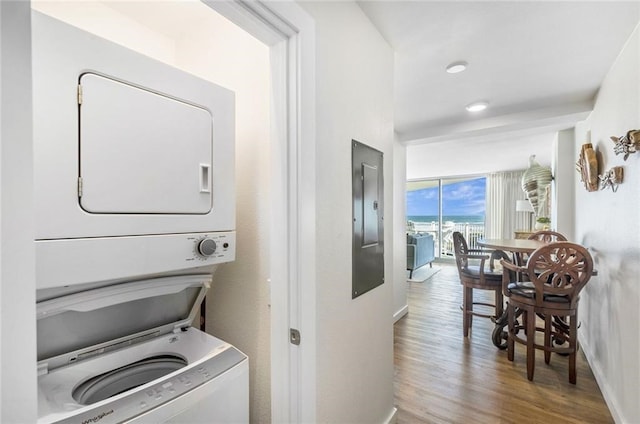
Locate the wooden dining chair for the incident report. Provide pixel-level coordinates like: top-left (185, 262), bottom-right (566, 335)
top-left (519, 231), bottom-right (568, 266)
top-left (452, 231), bottom-right (508, 337)
top-left (527, 230), bottom-right (567, 243)
top-left (500, 242), bottom-right (594, 383)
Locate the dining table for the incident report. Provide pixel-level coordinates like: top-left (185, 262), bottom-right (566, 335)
top-left (476, 238), bottom-right (548, 349)
top-left (477, 237), bottom-right (598, 350)
top-left (477, 237), bottom-right (550, 270)
top-left (477, 238), bottom-right (547, 257)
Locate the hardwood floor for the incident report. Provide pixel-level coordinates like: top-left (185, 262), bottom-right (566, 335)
top-left (394, 262), bottom-right (613, 424)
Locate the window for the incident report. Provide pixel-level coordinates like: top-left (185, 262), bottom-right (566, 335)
top-left (407, 176), bottom-right (486, 257)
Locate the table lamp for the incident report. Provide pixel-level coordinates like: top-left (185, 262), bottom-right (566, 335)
top-left (516, 200), bottom-right (534, 231)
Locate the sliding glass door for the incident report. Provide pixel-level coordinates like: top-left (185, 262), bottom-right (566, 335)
top-left (407, 176), bottom-right (486, 258)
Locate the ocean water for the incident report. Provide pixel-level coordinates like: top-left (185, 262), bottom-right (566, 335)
top-left (407, 215), bottom-right (484, 224)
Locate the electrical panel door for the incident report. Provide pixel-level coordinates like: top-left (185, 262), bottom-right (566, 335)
top-left (352, 140), bottom-right (384, 298)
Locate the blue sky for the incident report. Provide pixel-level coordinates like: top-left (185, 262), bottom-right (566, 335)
top-left (407, 177), bottom-right (486, 216)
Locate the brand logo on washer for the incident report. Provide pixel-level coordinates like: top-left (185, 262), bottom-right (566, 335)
top-left (81, 409), bottom-right (114, 424)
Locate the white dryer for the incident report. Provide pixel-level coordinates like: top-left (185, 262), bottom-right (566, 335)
top-left (32, 11), bottom-right (237, 290)
top-left (37, 274), bottom-right (248, 424)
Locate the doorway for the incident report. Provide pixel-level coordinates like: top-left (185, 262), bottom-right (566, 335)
top-left (29, 1), bottom-right (315, 422)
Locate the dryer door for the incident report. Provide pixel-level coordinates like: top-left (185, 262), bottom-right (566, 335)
top-left (79, 73), bottom-right (213, 214)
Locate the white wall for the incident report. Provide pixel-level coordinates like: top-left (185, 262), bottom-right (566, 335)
top-left (32, 1), bottom-right (175, 64)
top-left (0, 2), bottom-right (37, 422)
top-left (298, 2), bottom-right (396, 423)
top-left (551, 128), bottom-right (575, 240)
top-left (573, 21), bottom-right (640, 424)
top-left (393, 135), bottom-right (408, 322)
top-left (406, 132), bottom-right (555, 180)
top-left (29, 3), bottom-right (272, 422)
top-left (173, 14), bottom-right (272, 424)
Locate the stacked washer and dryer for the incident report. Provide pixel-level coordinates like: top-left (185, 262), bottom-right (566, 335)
top-left (32, 11), bottom-right (248, 423)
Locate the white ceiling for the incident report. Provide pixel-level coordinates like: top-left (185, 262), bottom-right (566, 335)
top-left (358, 1), bottom-right (640, 179)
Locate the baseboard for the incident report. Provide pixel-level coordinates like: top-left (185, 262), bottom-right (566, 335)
top-left (393, 304), bottom-right (408, 323)
top-left (578, 327), bottom-right (623, 423)
top-left (383, 406), bottom-right (398, 424)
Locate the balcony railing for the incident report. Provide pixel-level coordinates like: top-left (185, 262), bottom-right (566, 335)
top-left (409, 221), bottom-right (485, 257)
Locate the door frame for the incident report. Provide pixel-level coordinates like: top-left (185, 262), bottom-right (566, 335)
top-left (203, 1), bottom-right (316, 422)
top-left (0, 1), bottom-right (315, 421)
top-left (0, 2), bottom-right (37, 422)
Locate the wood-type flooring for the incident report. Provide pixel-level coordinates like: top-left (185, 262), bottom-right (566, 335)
top-left (394, 262), bottom-right (613, 424)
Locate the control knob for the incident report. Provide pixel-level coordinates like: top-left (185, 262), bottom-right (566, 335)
top-left (197, 238), bottom-right (217, 257)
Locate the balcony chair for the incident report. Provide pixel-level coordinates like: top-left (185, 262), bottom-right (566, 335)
top-left (452, 231), bottom-right (509, 337)
top-left (500, 242), bottom-right (594, 383)
top-left (407, 232), bottom-right (435, 279)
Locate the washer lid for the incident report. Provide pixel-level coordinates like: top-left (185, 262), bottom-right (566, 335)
top-left (37, 274), bottom-right (210, 372)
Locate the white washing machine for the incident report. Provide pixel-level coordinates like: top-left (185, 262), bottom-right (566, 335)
top-left (32, 11), bottom-right (248, 423)
top-left (37, 274), bottom-right (248, 424)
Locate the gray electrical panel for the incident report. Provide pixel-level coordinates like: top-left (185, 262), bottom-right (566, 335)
top-left (352, 140), bottom-right (384, 299)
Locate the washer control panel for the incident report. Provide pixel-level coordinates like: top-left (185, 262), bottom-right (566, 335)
top-left (186, 232), bottom-right (234, 263)
top-left (35, 231), bottom-right (237, 290)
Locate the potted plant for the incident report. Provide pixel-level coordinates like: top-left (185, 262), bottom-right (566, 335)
top-left (535, 216), bottom-right (551, 230)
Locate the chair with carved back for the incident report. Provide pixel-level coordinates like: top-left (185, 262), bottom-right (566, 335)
top-left (527, 230), bottom-right (567, 243)
top-left (452, 231), bottom-right (509, 337)
top-left (519, 230), bottom-right (569, 266)
top-left (500, 242), bottom-right (594, 383)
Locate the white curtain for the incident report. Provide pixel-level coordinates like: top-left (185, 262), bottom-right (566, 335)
top-left (485, 170), bottom-right (529, 238)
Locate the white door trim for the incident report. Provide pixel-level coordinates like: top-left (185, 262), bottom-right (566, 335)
top-left (202, 2), bottom-right (316, 422)
top-left (0, 2), bottom-right (37, 422)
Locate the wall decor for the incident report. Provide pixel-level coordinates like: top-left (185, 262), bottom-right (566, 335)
top-left (599, 166), bottom-right (624, 192)
top-left (611, 129), bottom-right (640, 160)
top-left (521, 155), bottom-right (552, 217)
top-left (576, 143), bottom-right (598, 192)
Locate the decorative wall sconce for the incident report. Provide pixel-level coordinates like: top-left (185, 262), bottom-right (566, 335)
top-left (599, 166), bottom-right (624, 192)
top-left (576, 143), bottom-right (598, 192)
top-left (611, 129), bottom-right (640, 160)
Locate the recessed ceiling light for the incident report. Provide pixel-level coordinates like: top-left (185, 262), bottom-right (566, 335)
top-left (446, 61), bottom-right (468, 74)
top-left (466, 101), bottom-right (489, 112)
